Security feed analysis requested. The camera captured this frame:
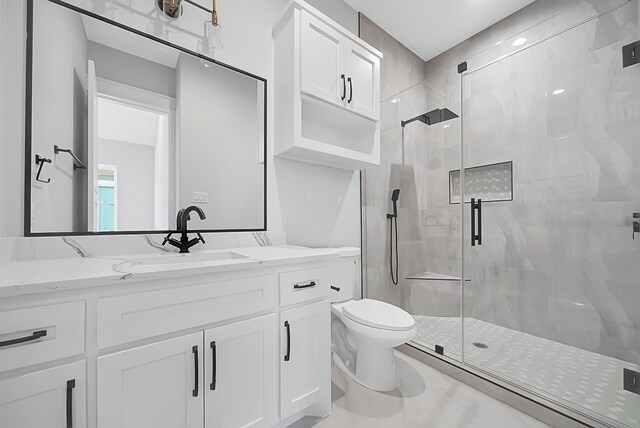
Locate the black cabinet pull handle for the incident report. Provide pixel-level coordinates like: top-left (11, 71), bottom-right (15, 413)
top-left (331, 286), bottom-right (341, 292)
top-left (347, 77), bottom-right (353, 103)
top-left (0, 329), bottom-right (47, 348)
top-left (210, 341), bottom-right (216, 391)
top-left (66, 379), bottom-right (75, 428)
top-left (284, 321), bottom-right (291, 362)
top-left (341, 74), bottom-right (346, 100)
top-left (192, 345), bottom-right (199, 397)
top-left (293, 281), bottom-right (316, 290)
top-left (477, 199), bottom-right (482, 246)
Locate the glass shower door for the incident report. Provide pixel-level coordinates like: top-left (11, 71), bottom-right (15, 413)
top-left (461, 1), bottom-right (640, 426)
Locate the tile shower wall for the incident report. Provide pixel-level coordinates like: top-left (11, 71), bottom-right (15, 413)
top-left (361, 0), bottom-right (640, 364)
top-left (462, 0), bottom-right (640, 365)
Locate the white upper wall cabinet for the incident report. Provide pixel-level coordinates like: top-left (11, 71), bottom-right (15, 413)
top-left (274, 0), bottom-right (382, 170)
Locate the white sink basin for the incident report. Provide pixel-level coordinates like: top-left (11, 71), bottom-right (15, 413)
top-left (121, 251), bottom-right (249, 273)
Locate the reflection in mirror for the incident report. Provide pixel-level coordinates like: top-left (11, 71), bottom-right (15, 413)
top-left (27, 0), bottom-right (266, 234)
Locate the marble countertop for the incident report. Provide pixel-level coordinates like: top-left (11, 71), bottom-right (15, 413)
top-left (0, 244), bottom-right (342, 297)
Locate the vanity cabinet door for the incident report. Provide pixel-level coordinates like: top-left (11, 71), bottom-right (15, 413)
top-left (345, 40), bottom-right (380, 121)
top-left (300, 11), bottom-right (346, 107)
top-left (0, 360), bottom-right (86, 428)
top-left (97, 333), bottom-right (204, 428)
top-left (280, 300), bottom-right (330, 420)
top-left (204, 314), bottom-right (277, 428)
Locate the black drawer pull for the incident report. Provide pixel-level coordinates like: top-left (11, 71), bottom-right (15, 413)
top-left (331, 286), bottom-right (341, 292)
top-left (0, 329), bottom-right (47, 348)
top-left (284, 321), bottom-right (291, 362)
top-left (210, 341), bottom-right (216, 391)
top-left (192, 345), bottom-right (199, 397)
top-left (66, 379), bottom-right (75, 428)
top-left (293, 281), bottom-right (316, 290)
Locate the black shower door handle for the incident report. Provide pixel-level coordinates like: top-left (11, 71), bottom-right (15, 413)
top-left (284, 321), bottom-right (291, 362)
top-left (341, 74), bottom-right (346, 101)
top-left (470, 198), bottom-right (482, 246)
top-left (477, 199), bottom-right (482, 245)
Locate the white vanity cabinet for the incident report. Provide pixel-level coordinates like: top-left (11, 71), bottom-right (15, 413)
top-left (0, 253), bottom-right (334, 428)
top-left (97, 333), bottom-right (204, 428)
top-left (280, 301), bottom-right (330, 420)
top-left (0, 360), bottom-right (86, 428)
top-left (204, 314), bottom-right (278, 428)
top-left (274, 0), bottom-right (382, 170)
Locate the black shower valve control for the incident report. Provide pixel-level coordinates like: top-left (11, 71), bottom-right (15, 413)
top-left (623, 40), bottom-right (640, 68)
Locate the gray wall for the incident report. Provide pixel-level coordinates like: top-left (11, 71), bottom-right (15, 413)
top-left (362, 0), bottom-right (640, 363)
top-left (98, 139), bottom-right (156, 231)
top-left (30, 0), bottom-right (88, 233)
top-left (176, 53), bottom-right (264, 230)
top-left (88, 41), bottom-right (176, 97)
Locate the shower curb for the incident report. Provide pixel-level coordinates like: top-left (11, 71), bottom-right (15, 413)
top-left (398, 343), bottom-right (617, 428)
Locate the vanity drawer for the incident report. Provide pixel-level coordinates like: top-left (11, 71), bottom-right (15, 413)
top-left (0, 301), bottom-right (85, 372)
top-left (97, 274), bottom-right (277, 349)
top-left (279, 267), bottom-right (327, 307)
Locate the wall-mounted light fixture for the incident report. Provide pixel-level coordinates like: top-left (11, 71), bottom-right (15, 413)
top-left (156, 0), bottom-right (182, 18)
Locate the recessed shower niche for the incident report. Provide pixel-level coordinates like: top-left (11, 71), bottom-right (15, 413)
top-left (449, 161), bottom-right (513, 204)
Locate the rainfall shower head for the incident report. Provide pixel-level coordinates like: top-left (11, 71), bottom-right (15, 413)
top-left (401, 108), bottom-right (459, 128)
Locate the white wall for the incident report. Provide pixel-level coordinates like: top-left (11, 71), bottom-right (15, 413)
top-left (0, 0), bottom-right (27, 237)
top-left (0, 0), bottom-right (362, 247)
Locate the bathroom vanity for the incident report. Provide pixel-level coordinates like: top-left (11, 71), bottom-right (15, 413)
top-left (0, 245), bottom-right (338, 428)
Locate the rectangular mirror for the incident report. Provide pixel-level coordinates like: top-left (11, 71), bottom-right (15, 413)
top-left (25, 0), bottom-right (266, 235)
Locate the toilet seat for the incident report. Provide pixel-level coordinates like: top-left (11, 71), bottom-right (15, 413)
top-left (342, 299), bottom-right (415, 331)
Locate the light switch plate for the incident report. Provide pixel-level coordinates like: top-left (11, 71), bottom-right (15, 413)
top-left (192, 192), bottom-right (209, 204)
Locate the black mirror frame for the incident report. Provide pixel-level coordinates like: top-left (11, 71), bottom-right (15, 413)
top-left (24, 0), bottom-right (267, 237)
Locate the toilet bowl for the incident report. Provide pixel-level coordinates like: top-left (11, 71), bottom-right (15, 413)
top-left (328, 249), bottom-right (417, 392)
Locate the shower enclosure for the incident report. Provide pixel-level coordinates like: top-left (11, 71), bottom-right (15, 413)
top-left (362, 1), bottom-right (640, 426)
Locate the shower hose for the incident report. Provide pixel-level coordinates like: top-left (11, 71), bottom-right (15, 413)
top-left (389, 215), bottom-right (399, 285)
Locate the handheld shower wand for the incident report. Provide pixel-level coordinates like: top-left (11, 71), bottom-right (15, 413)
top-left (387, 189), bottom-right (400, 285)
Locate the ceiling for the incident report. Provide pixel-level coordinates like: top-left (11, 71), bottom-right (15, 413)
top-left (81, 15), bottom-right (180, 69)
top-left (343, 0), bottom-right (535, 61)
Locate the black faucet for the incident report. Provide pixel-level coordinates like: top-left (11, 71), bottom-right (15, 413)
top-left (163, 206), bottom-right (207, 253)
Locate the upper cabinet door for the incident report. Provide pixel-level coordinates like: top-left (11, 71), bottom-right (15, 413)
top-left (300, 11), bottom-right (345, 106)
top-left (97, 333), bottom-right (204, 428)
top-left (345, 41), bottom-right (380, 120)
top-left (204, 314), bottom-right (277, 428)
top-left (280, 301), bottom-right (330, 420)
top-left (0, 361), bottom-right (86, 428)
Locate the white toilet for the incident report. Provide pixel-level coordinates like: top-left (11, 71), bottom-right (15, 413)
top-left (328, 248), bottom-right (417, 392)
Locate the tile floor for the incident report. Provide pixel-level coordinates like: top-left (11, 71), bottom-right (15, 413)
top-left (414, 316), bottom-right (640, 427)
top-left (290, 350), bottom-right (549, 428)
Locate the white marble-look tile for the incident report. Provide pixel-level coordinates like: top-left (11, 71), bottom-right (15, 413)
top-left (291, 351), bottom-right (548, 428)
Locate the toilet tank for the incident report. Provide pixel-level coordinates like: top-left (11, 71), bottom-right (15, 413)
top-left (327, 248), bottom-right (361, 303)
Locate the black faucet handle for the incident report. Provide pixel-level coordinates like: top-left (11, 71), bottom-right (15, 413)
top-left (197, 233), bottom-right (206, 244)
top-left (162, 232), bottom-right (173, 246)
